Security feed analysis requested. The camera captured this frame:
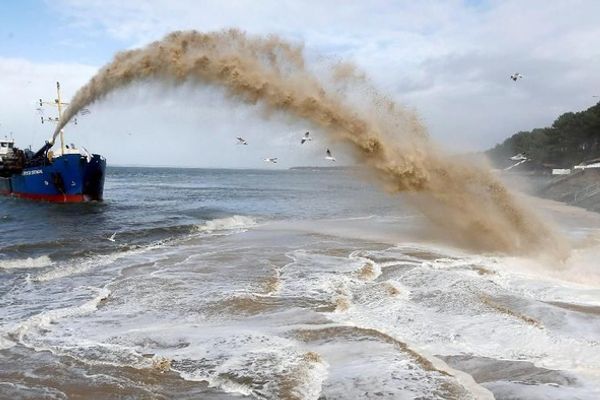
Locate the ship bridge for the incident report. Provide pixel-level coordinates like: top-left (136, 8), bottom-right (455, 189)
top-left (0, 137), bottom-right (15, 162)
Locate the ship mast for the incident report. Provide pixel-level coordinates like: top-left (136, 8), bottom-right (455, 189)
top-left (56, 82), bottom-right (65, 156)
top-left (39, 81), bottom-right (70, 156)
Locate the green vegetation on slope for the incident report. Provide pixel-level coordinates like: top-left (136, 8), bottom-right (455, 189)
top-left (487, 102), bottom-right (600, 168)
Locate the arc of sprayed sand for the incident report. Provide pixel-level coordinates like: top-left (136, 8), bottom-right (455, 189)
top-left (54, 29), bottom-right (568, 257)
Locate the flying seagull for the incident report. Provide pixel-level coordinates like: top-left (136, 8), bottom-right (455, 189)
top-left (505, 153), bottom-right (530, 171)
top-left (510, 73), bottom-right (523, 82)
top-left (325, 148), bottom-right (336, 162)
top-left (300, 131), bottom-right (311, 144)
top-left (264, 157), bottom-right (278, 164)
top-left (509, 153), bottom-right (528, 161)
top-left (236, 137), bottom-right (248, 145)
top-left (107, 232), bottom-right (117, 242)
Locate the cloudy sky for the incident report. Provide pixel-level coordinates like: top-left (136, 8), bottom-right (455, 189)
top-left (1, 0), bottom-right (599, 168)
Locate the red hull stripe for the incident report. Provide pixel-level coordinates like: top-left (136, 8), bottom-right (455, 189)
top-left (9, 192), bottom-right (86, 203)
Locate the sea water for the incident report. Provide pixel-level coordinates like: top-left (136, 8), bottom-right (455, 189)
top-left (1, 167), bottom-right (600, 399)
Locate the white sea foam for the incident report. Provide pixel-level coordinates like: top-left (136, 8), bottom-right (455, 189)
top-left (30, 239), bottom-right (169, 282)
top-left (0, 255), bottom-right (53, 270)
top-left (30, 253), bottom-right (123, 282)
top-left (0, 335), bottom-right (15, 350)
top-left (13, 286), bottom-right (110, 344)
top-left (322, 250), bottom-right (493, 398)
top-left (204, 376), bottom-right (254, 396)
top-left (290, 353), bottom-right (329, 400)
top-left (195, 215), bottom-right (257, 233)
top-left (0, 289), bottom-right (121, 377)
top-left (6, 209), bottom-right (600, 399)
top-left (169, 328), bottom-right (320, 398)
top-left (270, 239), bottom-right (600, 397)
top-left (336, 247), bottom-right (600, 375)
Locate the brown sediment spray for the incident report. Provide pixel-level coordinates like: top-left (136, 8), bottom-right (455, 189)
top-left (53, 29), bottom-right (568, 257)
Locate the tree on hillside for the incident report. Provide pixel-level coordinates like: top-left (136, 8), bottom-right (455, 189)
top-left (487, 102), bottom-right (600, 168)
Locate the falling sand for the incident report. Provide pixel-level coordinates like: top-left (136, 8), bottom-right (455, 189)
top-left (53, 29), bottom-right (568, 256)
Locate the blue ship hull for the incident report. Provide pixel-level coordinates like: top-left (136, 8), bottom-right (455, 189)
top-left (0, 153), bottom-right (106, 202)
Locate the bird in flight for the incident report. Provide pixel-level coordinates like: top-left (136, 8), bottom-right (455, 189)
top-left (325, 149), bottom-right (336, 162)
top-left (510, 73), bottom-right (523, 82)
top-left (300, 131), bottom-right (311, 144)
top-left (509, 153), bottom-right (528, 161)
top-left (593, 95), bottom-right (599, 98)
top-left (107, 232), bottom-right (117, 242)
top-left (236, 137), bottom-right (248, 145)
top-left (505, 153), bottom-right (530, 171)
top-left (263, 157), bottom-right (278, 164)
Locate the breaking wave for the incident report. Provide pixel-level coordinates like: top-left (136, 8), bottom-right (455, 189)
top-left (5, 287), bottom-right (110, 350)
top-left (0, 255), bottom-right (53, 270)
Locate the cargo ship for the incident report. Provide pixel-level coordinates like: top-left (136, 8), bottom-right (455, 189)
top-left (0, 82), bottom-right (106, 202)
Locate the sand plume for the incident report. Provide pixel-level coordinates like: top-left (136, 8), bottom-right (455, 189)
top-left (54, 29), bottom-right (568, 256)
